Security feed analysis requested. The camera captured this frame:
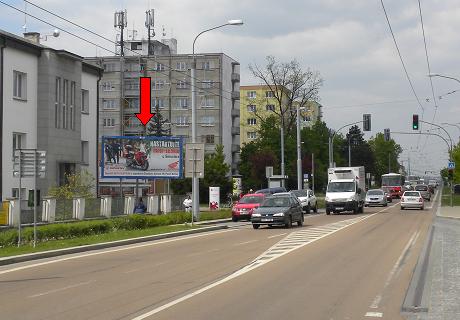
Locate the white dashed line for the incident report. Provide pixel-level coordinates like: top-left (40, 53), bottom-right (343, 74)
top-left (29, 280), bottom-right (94, 298)
top-left (234, 240), bottom-right (257, 246)
top-left (365, 311), bottom-right (383, 317)
top-left (268, 233), bottom-right (287, 239)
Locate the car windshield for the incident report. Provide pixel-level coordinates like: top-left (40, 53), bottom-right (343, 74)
top-left (415, 185), bottom-right (427, 191)
top-left (404, 192), bottom-right (420, 197)
top-left (261, 197), bottom-right (290, 207)
top-left (327, 182), bottom-right (355, 192)
top-left (238, 196), bottom-right (264, 204)
top-left (367, 190), bottom-right (383, 195)
top-left (292, 190), bottom-right (307, 197)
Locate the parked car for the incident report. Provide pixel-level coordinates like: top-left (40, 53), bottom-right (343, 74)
top-left (400, 191), bottom-right (424, 210)
top-left (251, 195), bottom-right (303, 229)
top-left (365, 189), bottom-right (387, 207)
top-left (255, 187), bottom-right (287, 195)
top-left (414, 184), bottom-right (431, 201)
top-left (231, 193), bottom-right (266, 222)
top-left (291, 189), bottom-right (318, 213)
top-left (454, 184), bottom-right (460, 194)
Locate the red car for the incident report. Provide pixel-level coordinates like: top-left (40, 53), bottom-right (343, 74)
top-left (231, 193), bottom-right (266, 222)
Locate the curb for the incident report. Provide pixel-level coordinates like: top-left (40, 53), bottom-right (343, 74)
top-left (0, 225), bottom-right (228, 266)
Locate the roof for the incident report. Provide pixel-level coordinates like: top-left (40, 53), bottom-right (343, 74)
top-left (329, 179), bottom-right (355, 183)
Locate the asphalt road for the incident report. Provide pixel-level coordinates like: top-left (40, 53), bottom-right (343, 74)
top-left (0, 195), bottom-right (437, 320)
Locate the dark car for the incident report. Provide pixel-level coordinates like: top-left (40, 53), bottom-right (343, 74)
top-left (454, 184), bottom-right (460, 195)
top-left (415, 184), bottom-right (431, 201)
top-left (251, 195), bottom-right (303, 229)
top-left (255, 187), bottom-right (287, 195)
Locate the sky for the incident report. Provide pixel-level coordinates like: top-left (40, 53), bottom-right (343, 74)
top-left (1, 0), bottom-right (460, 176)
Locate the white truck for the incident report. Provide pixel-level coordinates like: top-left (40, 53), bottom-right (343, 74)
top-left (325, 166), bottom-right (366, 215)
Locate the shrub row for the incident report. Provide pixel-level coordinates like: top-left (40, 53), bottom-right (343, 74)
top-left (0, 210), bottom-right (231, 248)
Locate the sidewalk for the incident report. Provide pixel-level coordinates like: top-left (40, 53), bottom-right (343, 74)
top-left (403, 204), bottom-right (460, 319)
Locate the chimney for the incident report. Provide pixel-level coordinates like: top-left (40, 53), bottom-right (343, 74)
top-left (23, 32), bottom-right (40, 44)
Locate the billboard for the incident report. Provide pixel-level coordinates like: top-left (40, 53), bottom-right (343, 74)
top-left (101, 136), bottom-right (183, 179)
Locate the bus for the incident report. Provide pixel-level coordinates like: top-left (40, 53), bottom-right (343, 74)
top-left (381, 173), bottom-right (406, 198)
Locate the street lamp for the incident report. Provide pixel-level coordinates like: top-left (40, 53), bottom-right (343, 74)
top-left (428, 73), bottom-right (460, 84)
top-left (296, 106), bottom-right (307, 190)
top-left (191, 19), bottom-right (243, 221)
top-left (441, 122), bottom-right (460, 145)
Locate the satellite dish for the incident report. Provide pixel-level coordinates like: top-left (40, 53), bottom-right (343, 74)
top-left (53, 29), bottom-right (60, 37)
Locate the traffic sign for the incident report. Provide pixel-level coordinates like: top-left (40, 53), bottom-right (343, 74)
top-left (185, 143), bottom-right (204, 178)
top-left (448, 161), bottom-right (455, 169)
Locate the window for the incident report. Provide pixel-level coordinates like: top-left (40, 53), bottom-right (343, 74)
top-left (55, 77), bottom-right (61, 128)
top-left (103, 118), bottom-right (115, 127)
top-left (101, 82), bottom-right (113, 91)
top-left (201, 116), bottom-right (215, 126)
top-left (175, 116), bottom-right (189, 126)
top-left (125, 79), bottom-right (139, 90)
top-left (302, 115), bottom-right (311, 121)
top-left (247, 91), bottom-right (256, 99)
top-left (153, 80), bottom-right (165, 90)
top-left (155, 62), bottom-right (165, 71)
top-left (63, 80), bottom-right (69, 129)
top-left (13, 71), bottom-right (27, 100)
top-left (247, 105), bottom-right (256, 112)
top-left (124, 98), bottom-right (138, 110)
top-left (201, 96), bottom-right (215, 108)
top-left (13, 133), bottom-right (26, 152)
top-left (247, 118), bottom-right (257, 125)
top-left (205, 135), bottom-right (215, 144)
top-left (103, 63), bottom-right (117, 72)
top-left (202, 61), bottom-right (211, 70)
top-left (176, 97), bottom-right (188, 109)
top-left (177, 80), bottom-right (188, 89)
top-left (70, 81), bottom-right (75, 130)
top-left (202, 80), bottom-right (213, 89)
top-left (176, 62), bottom-right (187, 70)
top-left (81, 89), bottom-right (89, 113)
top-left (266, 104), bottom-right (275, 112)
top-left (247, 132), bottom-right (257, 140)
top-left (102, 99), bottom-right (116, 110)
top-left (12, 188), bottom-right (26, 199)
top-left (153, 98), bottom-right (165, 109)
top-left (265, 91), bottom-right (274, 98)
top-left (81, 141), bottom-right (89, 165)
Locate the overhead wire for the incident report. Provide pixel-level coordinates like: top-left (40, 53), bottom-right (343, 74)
top-left (0, 0), bottom-right (235, 102)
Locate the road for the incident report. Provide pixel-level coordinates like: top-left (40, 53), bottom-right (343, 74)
top-left (0, 194), bottom-right (438, 320)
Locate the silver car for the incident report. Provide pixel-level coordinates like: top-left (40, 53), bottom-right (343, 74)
top-left (414, 184), bottom-right (431, 201)
top-left (401, 191), bottom-right (424, 210)
top-left (365, 189), bottom-right (387, 207)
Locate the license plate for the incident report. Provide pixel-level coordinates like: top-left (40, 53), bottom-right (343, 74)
top-left (261, 218), bottom-right (273, 222)
top-left (336, 207), bottom-right (344, 210)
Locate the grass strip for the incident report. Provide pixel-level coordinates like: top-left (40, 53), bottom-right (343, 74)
top-left (441, 187), bottom-right (460, 206)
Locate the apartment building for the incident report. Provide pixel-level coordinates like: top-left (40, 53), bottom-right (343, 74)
top-left (85, 38), bottom-right (241, 181)
top-left (240, 85), bottom-right (322, 146)
top-left (0, 29), bottom-right (101, 202)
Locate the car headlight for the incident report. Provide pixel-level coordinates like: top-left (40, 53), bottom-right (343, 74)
top-left (273, 212), bottom-right (285, 217)
top-left (325, 196), bottom-right (330, 202)
top-left (347, 196), bottom-right (355, 201)
top-left (252, 213), bottom-right (261, 217)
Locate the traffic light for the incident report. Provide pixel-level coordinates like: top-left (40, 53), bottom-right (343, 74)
top-left (384, 128), bottom-right (390, 141)
top-left (363, 114), bottom-right (371, 131)
top-left (412, 114), bottom-right (419, 130)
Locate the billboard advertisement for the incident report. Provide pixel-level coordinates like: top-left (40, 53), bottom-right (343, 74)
top-left (101, 136), bottom-right (183, 179)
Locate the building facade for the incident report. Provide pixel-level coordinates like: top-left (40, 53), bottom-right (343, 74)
top-left (85, 38), bottom-right (241, 186)
top-left (0, 29), bottom-right (101, 203)
top-left (240, 85), bottom-right (322, 146)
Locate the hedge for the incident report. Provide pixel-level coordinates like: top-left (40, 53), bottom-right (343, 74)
top-left (0, 210), bottom-right (231, 248)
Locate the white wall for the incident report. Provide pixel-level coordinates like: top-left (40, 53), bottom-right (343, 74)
top-left (81, 70), bottom-right (98, 183)
top-left (2, 46), bottom-right (38, 200)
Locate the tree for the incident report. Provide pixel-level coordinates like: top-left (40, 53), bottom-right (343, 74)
top-left (201, 145), bottom-right (231, 202)
top-left (369, 133), bottom-right (403, 185)
top-left (147, 105), bottom-right (170, 136)
top-left (48, 170), bottom-right (95, 199)
top-left (341, 125), bottom-right (375, 176)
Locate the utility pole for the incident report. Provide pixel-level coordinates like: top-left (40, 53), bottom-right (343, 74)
top-left (388, 153), bottom-right (391, 173)
top-left (115, 10), bottom-right (127, 136)
top-left (312, 153), bottom-right (315, 194)
top-left (145, 9), bottom-right (154, 56)
top-left (296, 105), bottom-right (302, 190)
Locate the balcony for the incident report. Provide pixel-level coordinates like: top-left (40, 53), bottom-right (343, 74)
top-left (231, 109), bottom-right (240, 118)
top-left (231, 91), bottom-right (240, 100)
top-left (231, 127), bottom-right (240, 136)
top-left (231, 73), bottom-right (240, 82)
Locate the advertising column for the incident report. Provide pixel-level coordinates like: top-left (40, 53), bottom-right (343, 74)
top-left (209, 187), bottom-right (220, 210)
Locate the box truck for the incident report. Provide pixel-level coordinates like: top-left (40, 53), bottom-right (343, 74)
top-left (325, 166), bottom-right (366, 215)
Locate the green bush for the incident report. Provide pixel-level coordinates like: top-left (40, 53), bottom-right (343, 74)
top-left (0, 229), bottom-right (18, 247)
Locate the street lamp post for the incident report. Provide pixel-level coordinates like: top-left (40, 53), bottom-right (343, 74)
top-left (191, 19), bottom-right (243, 221)
top-left (441, 123), bottom-right (460, 145)
top-left (296, 106), bottom-right (307, 190)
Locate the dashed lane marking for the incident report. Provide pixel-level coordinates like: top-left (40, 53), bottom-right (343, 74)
top-left (365, 311), bottom-right (383, 317)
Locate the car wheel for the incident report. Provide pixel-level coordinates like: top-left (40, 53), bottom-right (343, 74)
top-left (313, 205), bottom-right (318, 213)
top-left (421, 206), bottom-right (424, 210)
top-left (326, 209), bottom-right (331, 215)
top-left (306, 205), bottom-right (311, 214)
top-left (401, 206), bottom-right (404, 210)
top-left (232, 216), bottom-right (238, 222)
top-left (252, 224), bottom-right (260, 229)
top-left (297, 216), bottom-right (303, 227)
top-left (353, 204), bottom-right (358, 214)
top-left (285, 216), bottom-right (292, 228)
top-left (358, 204), bottom-right (364, 213)
top-left (384, 202), bottom-right (388, 207)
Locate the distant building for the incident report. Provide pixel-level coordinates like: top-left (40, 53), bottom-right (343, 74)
top-left (85, 37), bottom-right (241, 193)
top-left (0, 29), bottom-right (101, 203)
top-left (240, 85), bottom-right (322, 146)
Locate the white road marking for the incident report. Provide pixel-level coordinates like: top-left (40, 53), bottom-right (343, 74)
top-left (234, 240), bottom-right (257, 246)
top-left (29, 280), bottom-right (94, 298)
top-left (365, 312), bottom-right (383, 317)
top-left (268, 233), bottom-right (287, 239)
top-left (130, 207), bottom-right (392, 320)
top-left (0, 229), bottom-right (237, 276)
top-left (368, 230), bottom-right (420, 310)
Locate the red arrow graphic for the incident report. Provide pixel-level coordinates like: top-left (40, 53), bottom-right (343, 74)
top-left (136, 77), bottom-right (155, 126)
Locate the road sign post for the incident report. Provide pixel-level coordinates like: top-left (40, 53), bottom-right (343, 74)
top-left (185, 143), bottom-right (204, 223)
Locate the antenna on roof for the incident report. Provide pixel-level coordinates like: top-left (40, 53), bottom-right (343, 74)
top-left (162, 25), bottom-right (166, 37)
top-left (22, 1), bottom-right (27, 33)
